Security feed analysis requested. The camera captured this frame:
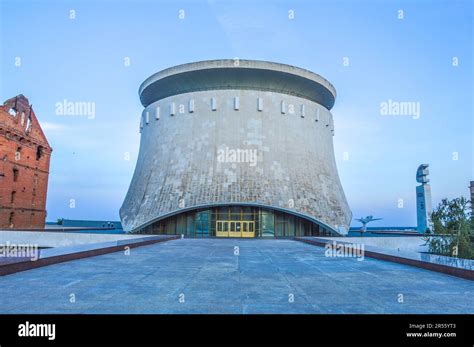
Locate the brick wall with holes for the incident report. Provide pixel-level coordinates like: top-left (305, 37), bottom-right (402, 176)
top-left (0, 95), bottom-right (52, 229)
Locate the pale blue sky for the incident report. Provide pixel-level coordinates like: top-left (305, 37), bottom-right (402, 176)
top-left (1, 0), bottom-right (472, 227)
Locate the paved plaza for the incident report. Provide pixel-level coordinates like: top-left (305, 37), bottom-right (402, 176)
top-left (0, 239), bottom-right (473, 314)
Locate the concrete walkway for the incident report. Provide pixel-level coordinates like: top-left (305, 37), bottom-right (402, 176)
top-left (0, 239), bottom-right (472, 314)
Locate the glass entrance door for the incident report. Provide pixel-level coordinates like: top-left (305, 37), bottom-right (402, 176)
top-left (241, 221), bottom-right (254, 238)
top-left (195, 210), bottom-right (210, 238)
top-left (215, 220), bottom-right (255, 238)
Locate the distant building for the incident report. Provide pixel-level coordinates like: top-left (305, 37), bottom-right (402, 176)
top-left (59, 219), bottom-right (122, 229)
top-left (0, 95), bottom-right (52, 229)
top-left (470, 181), bottom-right (474, 206)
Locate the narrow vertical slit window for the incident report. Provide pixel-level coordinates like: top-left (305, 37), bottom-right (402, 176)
top-left (234, 97), bottom-right (240, 110)
top-left (13, 168), bottom-right (19, 182)
top-left (36, 146), bottom-right (43, 161)
top-left (155, 106), bottom-right (160, 120)
top-left (211, 97), bottom-right (217, 111)
top-left (9, 212), bottom-right (14, 226)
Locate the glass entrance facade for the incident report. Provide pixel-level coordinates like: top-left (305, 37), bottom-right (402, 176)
top-left (137, 205), bottom-right (336, 237)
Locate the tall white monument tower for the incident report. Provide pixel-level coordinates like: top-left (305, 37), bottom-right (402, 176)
top-left (416, 164), bottom-right (433, 233)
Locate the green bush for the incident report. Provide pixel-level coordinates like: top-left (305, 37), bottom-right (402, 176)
top-left (424, 197), bottom-right (473, 259)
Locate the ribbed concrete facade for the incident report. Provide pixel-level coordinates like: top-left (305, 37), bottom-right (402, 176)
top-left (120, 60), bottom-right (351, 235)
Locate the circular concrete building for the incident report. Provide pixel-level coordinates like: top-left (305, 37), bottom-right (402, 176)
top-left (120, 59), bottom-right (351, 237)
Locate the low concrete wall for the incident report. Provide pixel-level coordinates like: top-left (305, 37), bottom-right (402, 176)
top-left (296, 237), bottom-right (473, 281)
top-left (0, 235), bottom-right (179, 276)
top-left (0, 230), bottom-right (144, 248)
top-left (319, 236), bottom-right (429, 253)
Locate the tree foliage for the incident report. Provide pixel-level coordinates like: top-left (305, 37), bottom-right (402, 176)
top-left (424, 197), bottom-right (473, 259)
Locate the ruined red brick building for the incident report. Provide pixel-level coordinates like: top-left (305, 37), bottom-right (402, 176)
top-left (0, 95), bottom-right (52, 229)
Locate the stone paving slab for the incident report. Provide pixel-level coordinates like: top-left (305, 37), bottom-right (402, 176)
top-left (0, 239), bottom-right (473, 314)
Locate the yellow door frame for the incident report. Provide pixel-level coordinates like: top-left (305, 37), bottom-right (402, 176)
top-left (216, 220), bottom-right (255, 238)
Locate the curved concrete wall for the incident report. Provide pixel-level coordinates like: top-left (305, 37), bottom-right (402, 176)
top-left (120, 63), bottom-right (352, 235)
